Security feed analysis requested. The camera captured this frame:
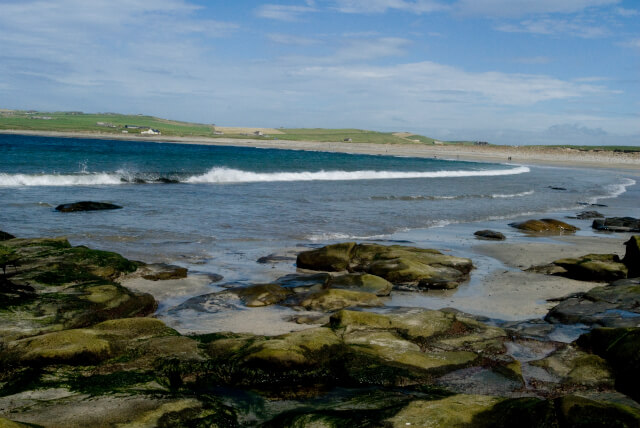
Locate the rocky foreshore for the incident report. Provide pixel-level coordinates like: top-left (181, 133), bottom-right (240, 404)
top-left (1, 232), bottom-right (640, 427)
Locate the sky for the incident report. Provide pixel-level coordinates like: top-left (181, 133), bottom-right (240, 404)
top-left (1, 0), bottom-right (639, 145)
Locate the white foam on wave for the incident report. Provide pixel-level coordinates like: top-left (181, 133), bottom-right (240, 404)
top-left (0, 173), bottom-right (123, 187)
top-left (588, 178), bottom-right (636, 204)
top-left (185, 166), bottom-right (530, 183)
top-left (490, 190), bottom-right (536, 198)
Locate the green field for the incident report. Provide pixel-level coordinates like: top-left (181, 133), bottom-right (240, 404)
top-left (539, 144), bottom-right (640, 153)
top-left (0, 110), bottom-right (215, 137)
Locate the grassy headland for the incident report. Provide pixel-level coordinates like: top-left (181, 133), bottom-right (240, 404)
top-left (1, 109), bottom-right (639, 154)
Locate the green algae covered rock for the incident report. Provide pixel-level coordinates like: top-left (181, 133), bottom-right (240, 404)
top-left (0, 238), bottom-right (155, 341)
top-left (232, 283), bottom-right (293, 307)
top-left (329, 273), bottom-right (392, 296)
top-left (556, 395), bottom-right (640, 427)
top-left (385, 394), bottom-right (502, 427)
top-left (530, 344), bottom-right (614, 388)
top-left (577, 327), bottom-right (640, 402)
top-left (296, 243), bottom-right (472, 290)
top-left (296, 242), bottom-right (356, 271)
top-left (509, 218), bottom-right (579, 234)
top-left (553, 253), bottom-right (628, 282)
top-left (288, 288), bottom-right (384, 311)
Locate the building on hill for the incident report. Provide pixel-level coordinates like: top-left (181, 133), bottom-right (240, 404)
top-left (141, 128), bottom-right (161, 135)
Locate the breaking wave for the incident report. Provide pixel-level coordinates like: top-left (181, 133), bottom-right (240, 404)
top-left (371, 190), bottom-right (535, 201)
top-left (185, 166), bottom-right (531, 183)
top-left (0, 166), bottom-right (531, 186)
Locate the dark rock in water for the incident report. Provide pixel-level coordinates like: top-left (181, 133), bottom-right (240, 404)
top-left (0, 231), bottom-right (16, 241)
top-left (623, 236), bottom-right (640, 277)
top-left (207, 273), bottom-right (224, 283)
top-left (154, 177), bottom-right (180, 184)
top-left (275, 272), bottom-right (331, 293)
top-left (545, 284), bottom-right (640, 327)
top-left (232, 283), bottom-right (292, 307)
top-left (592, 217), bottom-right (640, 232)
top-left (257, 254), bottom-right (296, 264)
top-left (509, 219), bottom-right (579, 234)
top-left (474, 230), bottom-right (506, 240)
top-left (578, 327), bottom-right (640, 402)
top-left (567, 211), bottom-right (604, 220)
top-left (284, 288), bottom-right (384, 311)
top-left (141, 263), bottom-right (188, 281)
top-left (133, 177), bottom-right (147, 184)
top-left (297, 242), bottom-right (473, 290)
top-left (55, 201), bottom-right (123, 212)
top-left (548, 186), bottom-right (567, 191)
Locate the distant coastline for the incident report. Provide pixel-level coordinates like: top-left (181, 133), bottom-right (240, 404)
top-left (2, 128), bottom-right (640, 170)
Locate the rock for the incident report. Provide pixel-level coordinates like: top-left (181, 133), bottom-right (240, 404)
top-left (545, 283), bottom-right (640, 327)
top-left (296, 242), bottom-right (356, 271)
top-left (509, 219), bottom-right (579, 234)
top-left (297, 243), bottom-right (473, 290)
top-left (555, 395), bottom-right (640, 427)
top-left (529, 344), bottom-right (614, 387)
top-left (0, 238), bottom-right (155, 340)
top-left (232, 283), bottom-right (292, 307)
top-left (552, 253), bottom-right (628, 282)
top-left (548, 186), bottom-right (567, 190)
top-left (141, 263), bottom-right (188, 281)
top-left (384, 394), bottom-right (503, 427)
top-left (474, 230), bottom-right (506, 240)
top-left (153, 177), bottom-right (180, 184)
top-left (329, 273), bottom-right (393, 296)
top-left (0, 417), bottom-right (30, 427)
top-left (592, 217), bottom-right (640, 232)
top-left (623, 236), bottom-right (640, 277)
top-left (54, 201), bottom-right (123, 212)
top-left (257, 254), bottom-right (296, 264)
top-left (0, 231), bottom-right (16, 241)
top-left (286, 288), bottom-right (384, 311)
top-left (577, 327), bottom-right (640, 402)
top-left (567, 210), bottom-right (604, 220)
top-left (275, 272), bottom-right (331, 292)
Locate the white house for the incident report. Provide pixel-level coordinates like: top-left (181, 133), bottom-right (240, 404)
top-left (141, 128), bottom-right (161, 135)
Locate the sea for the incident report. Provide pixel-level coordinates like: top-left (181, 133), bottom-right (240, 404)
top-left (1, 134), bottom-right (638, 325)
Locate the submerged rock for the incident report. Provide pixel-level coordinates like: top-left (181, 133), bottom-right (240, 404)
top-left (55, 201), bottom-right (123, 212)
top-left (568, 210), bottom-right (604, 220)
top-left (140, 263), bottom-right (188, 281)
top-left (297, 243), bottom-right (473, 290)
top-left (509, 219), bottom-right (579, 234)
top-left (232, 283), bottom-right (292, 307)
top-left (474, 230), bottom-right (506, 240)
top-left (592, 217), bottom-right (640, 232)
top-left (275, 272), bottom-right (331, 292)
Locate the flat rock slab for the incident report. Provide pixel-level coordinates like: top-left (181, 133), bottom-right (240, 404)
top-left (55, 201), bottom-right (122, 212)
top-left (474, 230), bottom-right (506, 240)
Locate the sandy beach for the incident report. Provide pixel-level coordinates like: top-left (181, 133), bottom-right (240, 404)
top-left (2, 129), bottom-right (639, 170)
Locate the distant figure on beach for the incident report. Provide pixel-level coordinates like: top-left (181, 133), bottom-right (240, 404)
top-left (508, 156), bottom-right (512, 161)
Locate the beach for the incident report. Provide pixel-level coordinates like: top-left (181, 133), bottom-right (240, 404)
top-left (2, 132), bottom-right (640, 425)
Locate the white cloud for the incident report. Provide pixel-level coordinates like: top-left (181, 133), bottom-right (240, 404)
top-left (615, 7), bottom-right (639, 16)
top-left (267, 33), bottom-right (319, 46)
top-left (333, 37), bottom-right (411, 61)
top-left (512, 56), bottom-right (552, 64)
top-left (496, 17), bottom-right (609, 38)
top-left (334, 0), bottom-right (449, 14)
top-left (619, 38), bottom-right (640, 48)
top-left (255, 4), bottom-right (317, 21)
top-left (454, 0), bottom-right (621, 18)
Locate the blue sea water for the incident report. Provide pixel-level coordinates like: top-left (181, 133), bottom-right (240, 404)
top-left (1, 134), bottom-right (637, 304)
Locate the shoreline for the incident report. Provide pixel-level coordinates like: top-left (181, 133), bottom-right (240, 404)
top-left (2, 128), bottom-right (640, 171)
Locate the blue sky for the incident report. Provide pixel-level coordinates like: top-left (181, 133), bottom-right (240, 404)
top-left (1, 0), bottom-right (638, 145)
